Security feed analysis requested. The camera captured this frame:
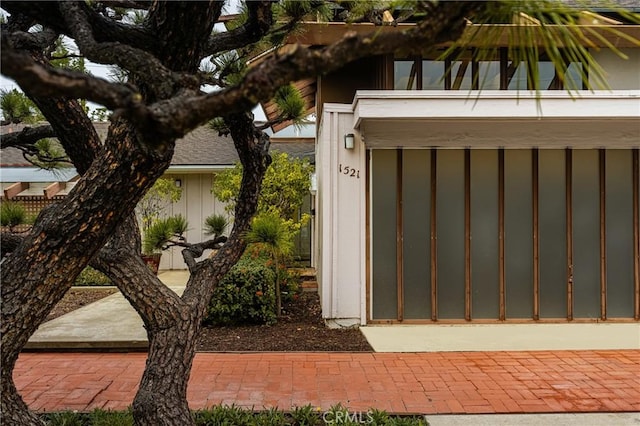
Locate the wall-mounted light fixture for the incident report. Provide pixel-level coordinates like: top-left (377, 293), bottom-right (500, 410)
top-left (175, 179), bottom-right (182, 188)
top-left (344, 133), bottom-right (355, 150)
top-left (309, 172), bottom-right (317, 195)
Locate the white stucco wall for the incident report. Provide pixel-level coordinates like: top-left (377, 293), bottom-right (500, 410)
top-left (591, 48), bottom-right (640, 90)
top-left (317, 105), bottom-right (366, 324)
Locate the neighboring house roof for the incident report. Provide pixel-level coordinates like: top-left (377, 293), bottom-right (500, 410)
top-left (0, 145), bottom-right (32, 167)
top-left (1, 122), bottom-right (314, 173)
top-left (172, 126), bottom-right (314, 167)
top-left (1, 122), bottom-right (314, 199)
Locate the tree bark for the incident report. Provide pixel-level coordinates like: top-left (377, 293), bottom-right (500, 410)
top-left (0, 119), bottom-right (174, 424)
top-left (0, 377), bottom-right (43, 426)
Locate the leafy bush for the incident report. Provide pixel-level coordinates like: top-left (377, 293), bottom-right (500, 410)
top-left (74, 266), bottom-right (112, 286)
top-left (212, 151), bottom-right (312, 221)
top-left (205, 256), bottom-right (277, 326)
top-left (244, 244), bottom-right (300, 305)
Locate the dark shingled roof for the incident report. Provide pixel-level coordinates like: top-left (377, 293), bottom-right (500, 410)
top-left (0, 146), bottom-right (28, 167)
top-left (1, 123), bottom-right (315, 168)
top-left (173, 126), bottom-right (314, 166)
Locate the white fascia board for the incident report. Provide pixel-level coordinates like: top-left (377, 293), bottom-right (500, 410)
top-left (352, 90), bottom-right (640, 126)
top-left (166, 165), bottom-right (231, 173)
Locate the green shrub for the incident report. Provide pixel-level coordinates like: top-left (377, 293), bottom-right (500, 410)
top-left (194, 404), bottom-right (254, 425)
top-left (0, 201), bottom-right (27, 230)
top-left (205, 256), bottom-right (277, 326)
top-left (291, 404), bottom-right (321, 426)
top-left (204, 213), bottom-right (228, 238)
top-left (74, 266), bottom-right (112, 286)
top-left (244, 244), bottom-right (301, 304)
top-left (40, 406), bottom-right (429, 425)
top-left (43, 410), bottom-right (86, 426)
top-left (142, 214), bottom-right (188, 254)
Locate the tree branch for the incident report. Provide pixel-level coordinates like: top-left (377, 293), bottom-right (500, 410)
top-left (145, 2), bottom-right (481, 137)
top-left (0, 125), bottom-right (71, 166)
top-left (58, 1), bottom-right (178, 99)
top-left (205, 1), bottom-right (275, 56)
top-left (0, 125), bottom-right (56, 149)
top-left (1, 1), bottom-right (159, 54)
top-left (3, 27), bottom-right (59, 51)
top-left (97, 0), bottom-right (152, 11)
top-left (1, 39), bottom-right (144, 113)
top-left (145, 1), bottom-right (222, 72)
top-left (181, 236), bottom-right (228, 273)
top-left (0, 233), bottom-right (25, 258)
top-left (91, 215), bottom-right (187, 329)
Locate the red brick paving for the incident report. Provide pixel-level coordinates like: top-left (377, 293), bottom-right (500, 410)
top-left (14, 350), bottom-right (640, 414)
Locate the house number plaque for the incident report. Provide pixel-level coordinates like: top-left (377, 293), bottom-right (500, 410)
top-left (339, 164), bottom-right (360, 178)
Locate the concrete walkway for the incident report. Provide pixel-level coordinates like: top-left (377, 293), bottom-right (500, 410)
top-left (15, 350), bottom-right (640, 416)
top-left (26, 271), bottom-right (188, 350)
top-left (361, 323), bottom-right (640, 352)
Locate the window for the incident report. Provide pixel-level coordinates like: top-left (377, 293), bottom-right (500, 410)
top-left (393, 48), bottom-right (587, 91)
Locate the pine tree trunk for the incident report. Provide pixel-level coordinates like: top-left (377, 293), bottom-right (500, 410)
top-left (1, 370), bottom-right (43, 426)
top-left (132, 320), bottom-right (200, 426)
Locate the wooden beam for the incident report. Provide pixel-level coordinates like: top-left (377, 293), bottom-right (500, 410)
top-left (3, 182), bottom-right (28, 200)
top-left (452, 60), bottom-right (470, 91)
top-left (533, 149), bottom-right (540, 320)
top-left (366, 150), bottom-right (372, 323)
top-left (634, 149), bottom-right (640, 320)
top-left (406, 59), bottom-right (418, 90)
top-left (500, 47), bottom-right (508, 90)
top-left (465, 148), bottom-right (471, 321)
top-left (444, 56), bottom-right (452, 90)
top-left (499, 149), bottom-right (506, 320)
top-left (289, 22), bottom-right (640, 49)
top-left (513, 12), bottom-right (541, 26)
top-left (566, 149), bottom-right (574, 321)
top-left (472, 49), bottom-right (480, 90)
top-left (396, 149), bottom-right (404, 322)
top-left (431, 149), bottom-right (438, 321)
top-left (43, 182), bottom-right (66, 199)
top-left (600, 149), bottom-right (607, 320)
top-left (579, 11), bottom-right (623, 26)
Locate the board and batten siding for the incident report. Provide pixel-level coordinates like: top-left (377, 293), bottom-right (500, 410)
top-left (159, 173), bottom-right (229, 270)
